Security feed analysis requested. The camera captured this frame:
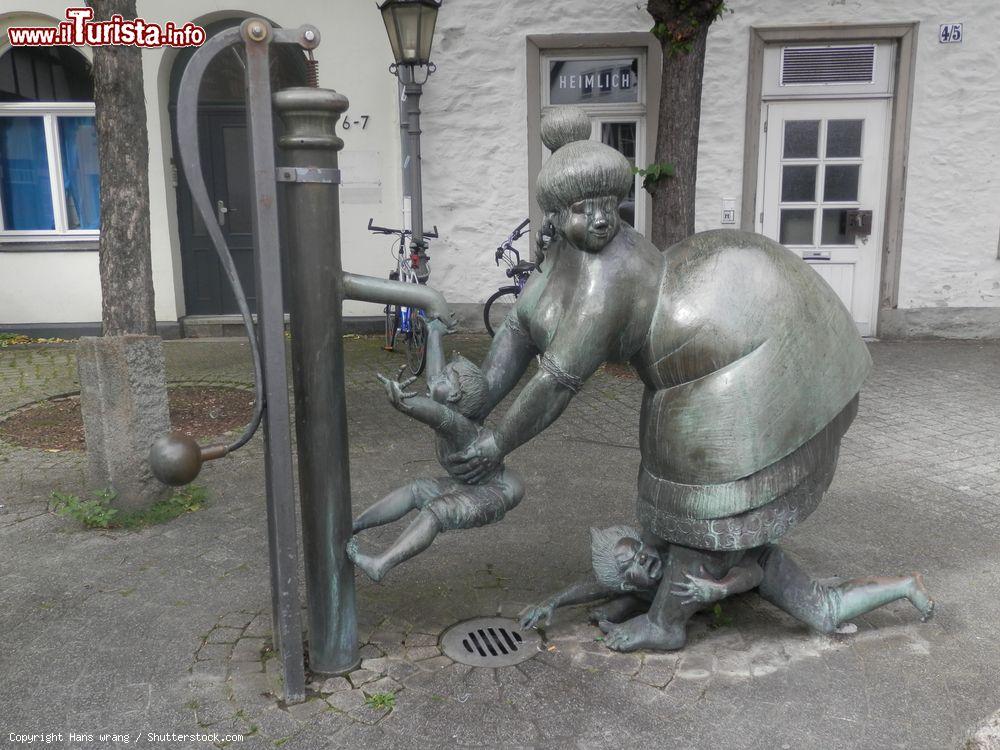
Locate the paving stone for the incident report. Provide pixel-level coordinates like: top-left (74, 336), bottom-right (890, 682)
top-left (350, 702), bottom-right (393, 726)
top-left (403, 632), bottom-right (438, 647)
top-left (347, 668), bottom-right (379, 687)
top-left (416, 655), bottom-right (453, 671)
top-left (326, 688), bottom-right (368, 713)
top-left (364, 676), bottom-right (402, 695)
top-left (360, 656), bottom-right (390, 674)
top-left (231, 637), bottom-right (265, 663)
top-left (318, 676), bottom-right (352, 694)
top-left (284, 696), bottom-right (329, 722)
top-left (2, 337), bottom-right (999, 750)
top-left (405, 645), bottom-right (440, 661)
top-left (206, 626), bottom-right (243, 644)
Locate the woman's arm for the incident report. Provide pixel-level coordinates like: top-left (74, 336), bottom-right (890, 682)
top-left (449, 347), bottom-right (602, 483)
top-left (473, 316), bottom-right (539, 420)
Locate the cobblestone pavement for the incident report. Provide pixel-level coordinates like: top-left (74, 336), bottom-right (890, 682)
top-left (0, 337), bottom-right (998, 749)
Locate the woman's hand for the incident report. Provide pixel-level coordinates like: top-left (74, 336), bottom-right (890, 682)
top-left (447, 430), bottom-right (503, 484)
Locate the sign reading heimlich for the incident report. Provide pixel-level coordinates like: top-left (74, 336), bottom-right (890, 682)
top-left (549, 57), bottom-right (640, 105)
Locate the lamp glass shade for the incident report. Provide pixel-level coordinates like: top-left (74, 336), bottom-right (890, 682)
top-left (379, 0), bottom-right (440, 65)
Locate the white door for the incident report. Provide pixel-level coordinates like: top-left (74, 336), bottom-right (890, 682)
top-left (758, 99), bottom-right (890, 335)
top-left (591, 116), bottom-right (644, 230)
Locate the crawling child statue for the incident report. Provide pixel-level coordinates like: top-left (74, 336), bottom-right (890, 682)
top-left (347, 319), bottom-right (525, 582)
top-left (521, 526), bottom-right (934, 645)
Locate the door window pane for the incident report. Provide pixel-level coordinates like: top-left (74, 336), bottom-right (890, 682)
top-left (823, 165), bottom-right (860, 202)
top-left (783, 120), bottom-right (819, 158)
top-left (781, 165), bottom-right (816, 202)
top-left (821, 209), bottom-right (853, 245)
top-left (549, 58), bottom-right (639, 105)
top-left (779, 209), bottom-right (813, 244)
top-left (58, 116), bottom-right (99, 230)
top-left (0, 116), bottom-right (54, 230)
top-left (601, 121), bottom-right (637, 225)
top-left (826, 119), bottom-right (863, 158)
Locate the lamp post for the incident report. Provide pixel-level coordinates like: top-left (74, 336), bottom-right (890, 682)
top-left (378, 0), bottom-right (441, 276)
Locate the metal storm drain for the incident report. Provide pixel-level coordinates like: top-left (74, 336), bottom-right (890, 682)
top-left (440, 617), bottom-right (540, 667)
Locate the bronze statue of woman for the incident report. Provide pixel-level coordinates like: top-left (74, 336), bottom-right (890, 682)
top-left (444, 107), bottom-right (931, 651)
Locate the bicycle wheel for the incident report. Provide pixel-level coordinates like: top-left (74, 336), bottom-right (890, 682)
top-left (405, 313), bottom-right (428, 376)
top-left (483, 286), bottom-right (520, 337)
top-left (383, 304), bottom-right (398, 351)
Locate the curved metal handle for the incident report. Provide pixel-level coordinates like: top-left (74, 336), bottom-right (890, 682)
top-left (151, 25), bottom-right (262, 486)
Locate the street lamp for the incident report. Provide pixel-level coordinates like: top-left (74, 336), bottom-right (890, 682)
top-left (378, 0), bottom-right (441, 273)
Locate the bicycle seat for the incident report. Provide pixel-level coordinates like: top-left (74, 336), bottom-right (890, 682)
top-left (511, 260), bottom-right (536, 273)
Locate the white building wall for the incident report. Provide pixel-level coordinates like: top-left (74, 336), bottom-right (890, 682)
top-left (1, 0), bottom-right (998, 330)
top-left (0, 0), bottom-right (401, 325)
top-left (421, 0), bottom-right (1000, 319)
top-left (695, 0), bottom-right (1000, 312)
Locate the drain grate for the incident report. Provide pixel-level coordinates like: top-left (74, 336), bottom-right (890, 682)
top-left (439, 617), bottom-right (540, 667)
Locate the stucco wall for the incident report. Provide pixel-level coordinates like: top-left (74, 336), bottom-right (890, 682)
top-left (1, 0), bottom-right (998, 330)
top-left (0, 0), bottom-right (400, 324)
top-left (695, 0), bottom-right (1000, 312)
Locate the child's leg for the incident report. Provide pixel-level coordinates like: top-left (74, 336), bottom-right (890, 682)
top-left (758, 546), bottom-right (934, 633)
top-left (352, 482), bottom-right (426, 533)
top-left (348, 509), bottom-right (442, 582)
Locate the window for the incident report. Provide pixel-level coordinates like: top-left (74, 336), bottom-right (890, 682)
top-left (542, 50), bottom-right (647, 230)
top-left (0, 46), bottom-right (98, 241)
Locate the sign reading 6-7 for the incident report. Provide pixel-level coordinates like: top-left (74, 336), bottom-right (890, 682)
top-left (342, 115), bottom-right (370, 130)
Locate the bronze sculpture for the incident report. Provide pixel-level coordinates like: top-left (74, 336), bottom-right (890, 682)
top-left (352, 106), bottom-right (933, 650)
top-left (452, 108), bottom-right (930, 650)
top-left (519, 526), bottom-right (933, 641)
top-left (348, 319), bottom-right (526, 581)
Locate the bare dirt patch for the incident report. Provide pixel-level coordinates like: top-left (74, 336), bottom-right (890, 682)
top-left (0, 385), bottom-right (254, 452)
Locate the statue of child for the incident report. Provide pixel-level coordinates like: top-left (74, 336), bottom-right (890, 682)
top-left (347, 318), bottom-right (525, 582)
top-left (521, 527), bottom-right (934, 641)
top-left (519, 525), bottom-right (665, 629)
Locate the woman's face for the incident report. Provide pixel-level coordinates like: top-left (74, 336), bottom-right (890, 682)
top-left (562, 195), bottom-right (620, 253)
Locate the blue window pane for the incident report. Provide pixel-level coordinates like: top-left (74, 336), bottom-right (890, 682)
top-left (0, 117), bottom-right (54, 230)
top-left (59, 116), bottom-right (100, 230)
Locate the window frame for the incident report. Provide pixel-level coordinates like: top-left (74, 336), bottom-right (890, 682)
top-left (0, 100), bottom-right (98, 242)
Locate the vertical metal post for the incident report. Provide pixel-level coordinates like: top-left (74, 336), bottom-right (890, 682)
top-left (275, 88), bottom-right (360, 675)
top-left (400, 67), bottom-right (425, 253)
top-left (241, 20), bottom-right (306, 702)
top-left (397, 78), bottom-right (413, 232)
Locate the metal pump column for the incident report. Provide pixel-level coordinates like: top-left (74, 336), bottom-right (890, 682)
top-left (275, 88), bottom-right (359, 675)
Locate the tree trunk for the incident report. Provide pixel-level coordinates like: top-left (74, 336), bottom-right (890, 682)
top-left (646, 0), bottom-right (724, 251)
top-left (89, 0), bottom-right (155, 335)
top-left (79, 0), bottom-right (169, 510)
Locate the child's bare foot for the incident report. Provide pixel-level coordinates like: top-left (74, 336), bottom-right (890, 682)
top-left (906, 573), bottom-right (935, 622)
top-left (346, 537), bottom-right (387, 582)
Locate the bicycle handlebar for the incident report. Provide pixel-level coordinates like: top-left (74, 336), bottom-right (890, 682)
top-left (367, 217), bottom-right (439, 238)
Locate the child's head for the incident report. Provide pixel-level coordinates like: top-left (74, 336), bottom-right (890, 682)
top-left (429, 354), bottom-right (488, 418)
top-left (590, 525), bottom-right (663, 592)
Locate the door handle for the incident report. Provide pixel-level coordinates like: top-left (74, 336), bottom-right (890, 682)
top-left (216, 199), bottom-right (228, 227)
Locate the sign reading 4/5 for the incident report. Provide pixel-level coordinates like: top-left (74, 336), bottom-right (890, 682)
top-left (939, 24), bottom-right (963, 43)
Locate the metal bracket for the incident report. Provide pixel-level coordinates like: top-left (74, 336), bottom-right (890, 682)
top-left (276, 166), bottom-right (342, 184)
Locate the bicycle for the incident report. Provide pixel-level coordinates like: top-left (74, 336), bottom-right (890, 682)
top-left (368, 218), bottom-right (439, 376)
top-left (483, 218), bottom-right (536, 337)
